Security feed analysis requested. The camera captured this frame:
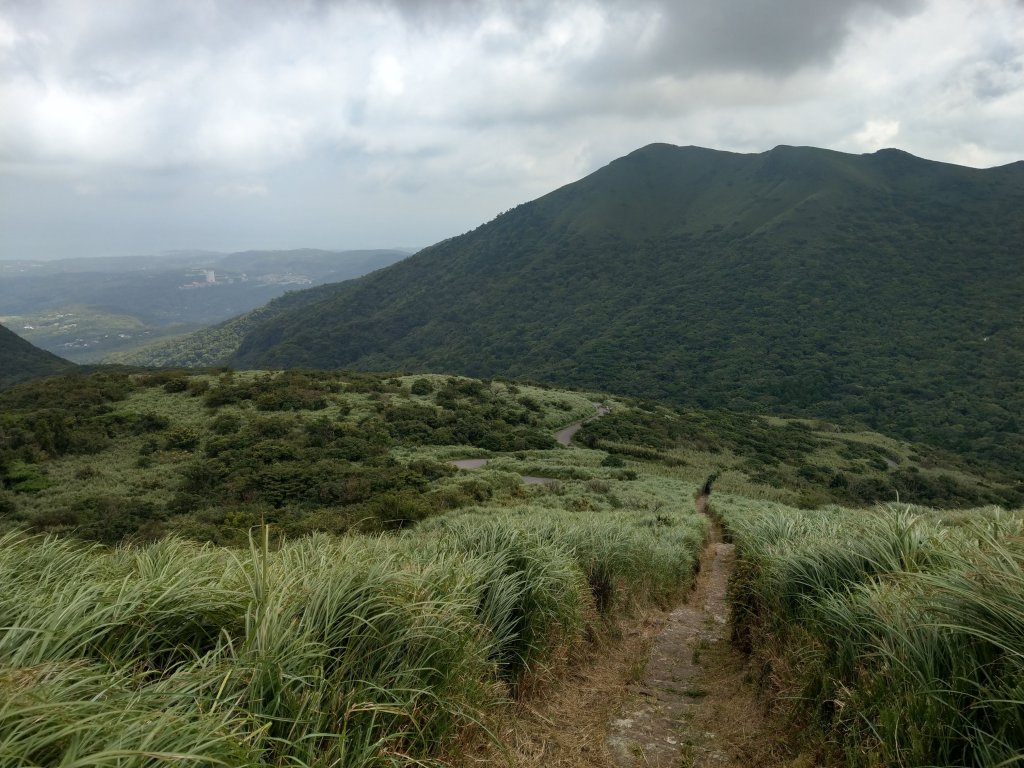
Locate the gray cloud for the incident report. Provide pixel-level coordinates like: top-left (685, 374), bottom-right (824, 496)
top-left (0, 0), bottom-right (1022, 259)
top-left (643, 0), bottom-right (924, 75)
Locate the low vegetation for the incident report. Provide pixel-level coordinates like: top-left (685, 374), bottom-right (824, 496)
top-left (2, 367), bottom-right (1022, 766)
top-left (721, 499), bottom-right (1024, 767)
top-left (2, 370), bottom-right (1016, 548)
top-left (0, 483), bottom-right (704, 766)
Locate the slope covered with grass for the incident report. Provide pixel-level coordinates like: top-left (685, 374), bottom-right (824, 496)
top-left (1, 368), bottom-right (1023, 766)
top-left (721, 500), bottom-right (1024, 767)
top-left (1, 369), bottom-right (1017, 546)
top-left (0, 506), bottom-right (704, 767)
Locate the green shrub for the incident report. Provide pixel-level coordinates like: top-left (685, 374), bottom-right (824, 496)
top-left (410, 377), bottom-right (434, 395)
top-left (163, 426), bottom-right (200, 452)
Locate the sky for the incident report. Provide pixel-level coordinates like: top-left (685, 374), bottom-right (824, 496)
top-left (1, 0), bottom-right (1022, 260)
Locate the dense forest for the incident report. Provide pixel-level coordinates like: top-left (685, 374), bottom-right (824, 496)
top-left (136, 144), bottom-right (1020, 475)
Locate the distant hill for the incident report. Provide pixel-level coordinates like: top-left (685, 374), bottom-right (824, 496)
top-left (0, 248), bottom-right (410, 362)
top-left (0, 323), bottom-right (74, 388)
top-left (105, 283), bottom-right (338, 368)
top-left (213, 144), bottom-right (1019, 473)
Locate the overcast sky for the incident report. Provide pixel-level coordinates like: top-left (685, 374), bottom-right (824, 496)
top-left (1, 0), bottom-right (1022, 260)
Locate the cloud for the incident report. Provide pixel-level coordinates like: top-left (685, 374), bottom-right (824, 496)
top-left (0, 0), bottom-right (933, 175)
top-left (0, 0), bottom-right (1022, 259)
top-left (216, 181), bottom-right (269, 199)
top-left (854, 119), bottom-right (901, 150)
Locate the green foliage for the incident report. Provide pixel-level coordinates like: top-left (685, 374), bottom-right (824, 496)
top-left (722, 501), bottom-right (1024, 767)
top-left (162, 425), bottom-right (200, 451)
top-left (410, 376), bottom-right (433, 395)
top-left (208, 145), bottom-right (1024, 477)
top-left (0, 495), bottom-right (705, 766)
top-left (0, 370), bottom-right (604, 543)
top-left (576, 401), bottom-right (1020, 509)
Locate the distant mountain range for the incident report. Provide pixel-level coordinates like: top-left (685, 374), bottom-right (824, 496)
top-left (0, 323), bottom-right (74, 389)
top-left (139, 144), bottom-right (1024, 473)
top-left (0, 249), bottom-right (410, 362)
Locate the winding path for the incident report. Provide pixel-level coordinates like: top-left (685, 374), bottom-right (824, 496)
top-left (554, 402), bottom-right (610, 446)
top-left (451, 401), bottom-right (609, 480)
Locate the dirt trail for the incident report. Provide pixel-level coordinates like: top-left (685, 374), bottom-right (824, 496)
top-left (459, 515), bottom-right (808, 768)
top-left (607, 525), bottom-right (741, 767)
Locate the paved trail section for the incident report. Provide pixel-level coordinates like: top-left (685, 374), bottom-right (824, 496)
top-left (451, 402), bottom-right (609, 482)
top-left (608, 526), bottom-right (740, 767)
top-left (555, 402), bottom-right (611, 446)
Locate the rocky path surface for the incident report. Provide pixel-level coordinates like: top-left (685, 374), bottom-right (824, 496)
top-left (607, 525), bottom-right (738, 768)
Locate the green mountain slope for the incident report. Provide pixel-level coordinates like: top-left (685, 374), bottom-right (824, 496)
top-left (0, 323), bottom-right (74, 389)
top-left (226, 144), bottom-right (1024, 472)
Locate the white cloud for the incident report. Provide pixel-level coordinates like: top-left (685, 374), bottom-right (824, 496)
top-left (853, 119), bottom-right (901, 150)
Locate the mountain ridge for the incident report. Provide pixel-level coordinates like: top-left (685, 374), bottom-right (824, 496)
top-left (181, 143), bottom-right (1020, 472)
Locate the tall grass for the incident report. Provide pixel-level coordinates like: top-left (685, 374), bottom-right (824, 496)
top-left (722, 502), bottom-right (1024, 767)
top-left (0, 502), bottom-right (705, 766)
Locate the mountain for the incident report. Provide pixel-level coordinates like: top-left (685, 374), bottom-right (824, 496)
top-left (221, 144), bottom-right (1022, 472)
top-left (0, 323), bottom-right (74, 388)
top-left (0, 248), bottom-right (410, 362)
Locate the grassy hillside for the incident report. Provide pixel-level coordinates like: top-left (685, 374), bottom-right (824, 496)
top-left (212, 144), bottom-right (1023, 475)
top-left (0, 323), bottom-right (74, 389)
top-left (0, 504), bottom-right (705, 767)
top-left (1, 369), bottom-right (1022, 766)
top-left (721, 500), bottom-right (1024, 766)
top-left (1, 369), bottom-right (1017, 546)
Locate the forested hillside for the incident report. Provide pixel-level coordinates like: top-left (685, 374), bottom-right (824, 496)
top-left (0, 323), bottom-right (74, 389)
top-left (221, 144), bottom-right (1023, 474)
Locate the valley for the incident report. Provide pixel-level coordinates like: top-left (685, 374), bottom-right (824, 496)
top-left (0, 249), bottom-right (409, 362)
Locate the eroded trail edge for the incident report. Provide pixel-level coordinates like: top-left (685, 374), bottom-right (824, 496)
top-left (607, 524), bottom-right (737, 767)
